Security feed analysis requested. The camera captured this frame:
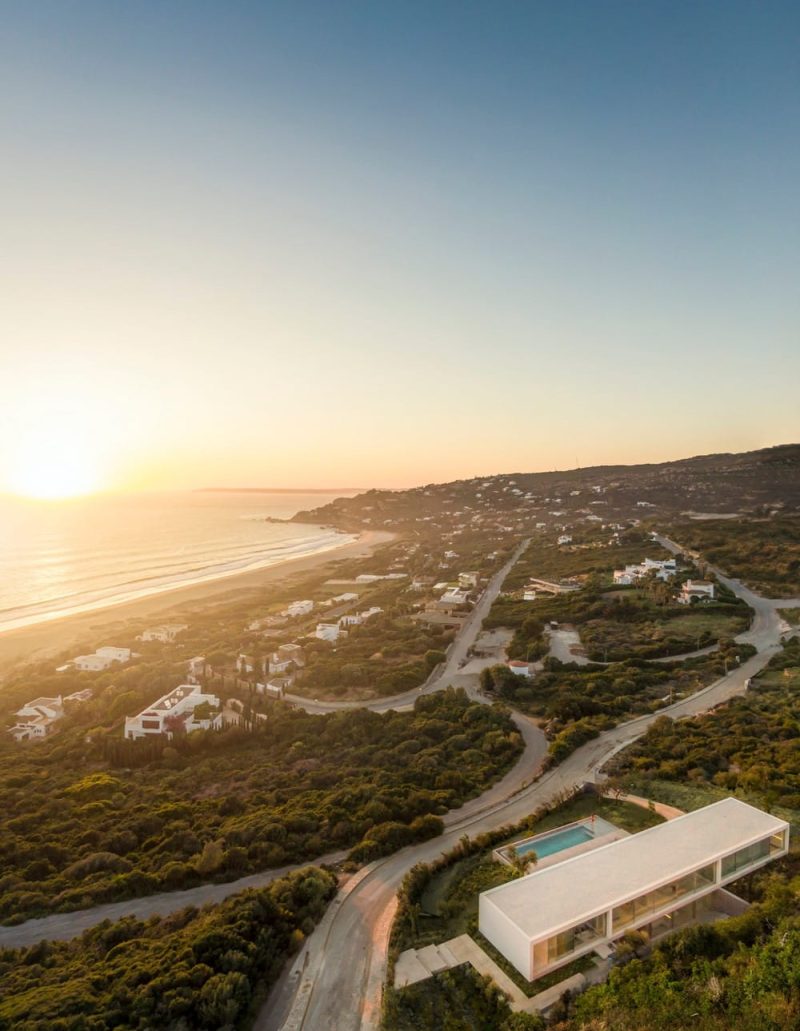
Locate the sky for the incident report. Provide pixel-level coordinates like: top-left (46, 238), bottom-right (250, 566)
top-left (0, 0), bottom-right (798, 496)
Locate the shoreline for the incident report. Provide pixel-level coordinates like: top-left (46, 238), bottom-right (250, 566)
top-left (0, 530), bottom-right (395, 671)
top-left (0, 527), bottom-right (354, 636)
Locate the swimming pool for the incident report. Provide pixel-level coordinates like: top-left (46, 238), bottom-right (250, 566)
top-left (515, 825), bottom-right (593, 858)
top-left (497, 816), bottom-right (619, 865)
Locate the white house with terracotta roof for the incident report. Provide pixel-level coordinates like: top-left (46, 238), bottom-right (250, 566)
top-left (507, 661), bottom-right (534, 678)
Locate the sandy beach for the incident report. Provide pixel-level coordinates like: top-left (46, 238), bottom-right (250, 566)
top-left (0, 529), bottom-right (395, 671)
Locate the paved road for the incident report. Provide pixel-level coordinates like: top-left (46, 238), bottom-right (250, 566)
top-left (0, 850), bottom-right (349, 950)
top-left (0, 541), bottom-right (533, 951)
top-left (283, 539), bottom-right (531, 715)
top-left (263, 538), bottom-right (800, 1031)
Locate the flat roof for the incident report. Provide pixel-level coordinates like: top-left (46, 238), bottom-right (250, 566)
top-left (482, 799), bottom-right (787, 942)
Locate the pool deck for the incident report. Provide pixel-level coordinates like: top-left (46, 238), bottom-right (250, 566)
top-left (494, 817), bottom-right (629, 869)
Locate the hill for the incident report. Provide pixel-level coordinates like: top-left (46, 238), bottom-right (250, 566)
top-left (291, 444), bottom-right (800, 533)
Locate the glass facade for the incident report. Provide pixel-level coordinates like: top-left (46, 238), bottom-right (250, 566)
top-left (611, 863), bottom-right (716, 932)
top-left (532, 913), bottom-right (606, 969)
top-left (721, 833), bottom-right (782, 878)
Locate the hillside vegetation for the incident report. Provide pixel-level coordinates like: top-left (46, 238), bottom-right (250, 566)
top-left (0, 867), bottom-right (336, 1030)
top-left (0, 689), bottom-right (521, 923)
top-left (666, 516), bottom-right (800, 597)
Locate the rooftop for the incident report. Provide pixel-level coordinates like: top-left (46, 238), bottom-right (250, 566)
top-left (482, 799), bottom-right (787, 942)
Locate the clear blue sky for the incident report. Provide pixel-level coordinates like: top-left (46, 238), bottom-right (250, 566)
top-left (1, 1), bottom-right (798, 492)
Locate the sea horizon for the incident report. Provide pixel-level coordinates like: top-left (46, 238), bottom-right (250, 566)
top-left (0, 490), bottom-right (356, 635)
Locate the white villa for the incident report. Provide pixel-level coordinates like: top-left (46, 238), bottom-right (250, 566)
top-left (316, 622), bottom-right (344, 642)
top-left (137, 624), bottom-right (188, 643)
top-left (124, 684), bottom-right (222, 740)
top-left (286, 599), bottom-right (314, 618)
top-left (438, 587), bottom-right (472, 607)
top-left (557, 535), bottom-right (573, 546)
top-left (339, 606), bottom-right (383, 628)
top-left (479, 799), bottom-right (788, 982)
top-left (458, 571), bottom-right (480, 588)
top-left (70, 646), bottom-right (134, 672)
top-left (679, 579), bottom-right (716, 604)
top-left (9, 696), bottom-right (65, 741)
top-left (613, 557), bottom-right (677, 585)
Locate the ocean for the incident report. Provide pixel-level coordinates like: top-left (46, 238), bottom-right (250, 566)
top-left (0, 491), bottom-right (356, 633)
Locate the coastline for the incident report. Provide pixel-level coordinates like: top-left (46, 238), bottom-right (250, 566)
top-left (0, 529), bottom-right (395, 670)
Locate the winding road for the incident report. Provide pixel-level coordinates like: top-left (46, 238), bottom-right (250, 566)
top-left (283, 538), bottom-right (531, 715)
top-left (261, 539), bottom-right (800, 1031)
top-left (3, 534), bottom-right (800, 1031)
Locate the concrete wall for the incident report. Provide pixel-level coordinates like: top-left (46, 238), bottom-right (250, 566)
top-left (478, 894), bottom-right (533, 980)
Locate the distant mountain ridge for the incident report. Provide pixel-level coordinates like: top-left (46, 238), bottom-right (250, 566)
top-left (291, 444), bottom-right (800, 531)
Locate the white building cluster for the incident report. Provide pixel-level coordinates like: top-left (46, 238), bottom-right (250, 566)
top-left (612, 557), bottom-right (677, 585)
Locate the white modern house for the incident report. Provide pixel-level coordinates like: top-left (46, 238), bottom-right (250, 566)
top-left (124, 684), bottom-right (222, 740)
top-left (137, 624), bottom-right (188, 643)
top-left (339, 606), bottom-right (383, 628)
top-left (9, 696), bottom-right (65, 741)
top-left (316, 622), bottom-right (343, 642)
top-left (479, 799), bottom-right (788, 982)
top-left (557, 535), bottom-right (573, 546)
top-left (71, 646), bottom-right (133, 672)
top-left (286, 599), bottom-right (314, 618)
top-left (678, 580), bottom-right (716, 604)
top-left (458, 571), bottom-right (480, 588)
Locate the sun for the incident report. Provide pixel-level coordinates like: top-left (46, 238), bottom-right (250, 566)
top-left (7, 431), bottom-right (102, 500)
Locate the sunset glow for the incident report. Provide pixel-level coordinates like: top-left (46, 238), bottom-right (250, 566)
top-left (7, 430), bottom-right (102, 500)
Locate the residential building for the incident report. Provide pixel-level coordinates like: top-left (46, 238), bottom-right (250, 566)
top-left (557, 535), bottom-right (573, 545)
top-left (137, 624), bottom-right (188, 643)
top-left (316, 622), bottom-right (343, 642)
top-left (507, 661), bottom-right (534, 678)
top-left (435, 587), bottom-right (472, 612)
top-left (523, 588), bottom-right (537, 601)
top-left (71, 646), bottom-right (133, 672)
top-left (9, 696), bottom-right (65, 741)
top-left (187, 656), bottom-right (206, 683)
top-left (277, 643), bottom-right (304, 663)
top-left (124, 685), bottom-right (222, 740)
top-left (613, 558), bottom-right (677, 585)
top-left (286, 599), bottom-right (314, 618)
top-left (458, 571), bottom-right (480, 589)
top-left (479, 799), bottom-right (788, 982)
top-left (524, 577), bottom-right (581, 596)
top-left (237, 653), bottom-right (260, 675)
top-left (679, 579), bottom-right (716, 604)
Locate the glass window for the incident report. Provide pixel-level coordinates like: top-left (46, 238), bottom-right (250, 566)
top-left (543, 913), bottom-right (606, 964)
top-left (612, 864), bottom-right (717, 931)
top-left (721, 837), bottom-right (772, 878)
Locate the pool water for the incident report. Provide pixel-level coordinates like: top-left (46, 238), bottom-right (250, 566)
top-left (515, 825), bottom-right (594, 858)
